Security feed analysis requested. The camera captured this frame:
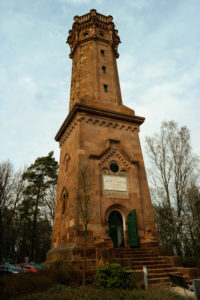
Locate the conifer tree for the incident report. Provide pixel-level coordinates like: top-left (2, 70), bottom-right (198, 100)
top-left (22, 152), bottom-right (58, 261)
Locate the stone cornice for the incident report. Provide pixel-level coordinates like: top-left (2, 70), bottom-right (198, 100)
top-left (55, 103), bottom-right (145, 142)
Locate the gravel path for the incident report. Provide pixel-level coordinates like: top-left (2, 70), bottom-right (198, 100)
top-left (171, 286), bottom-right (194, 299)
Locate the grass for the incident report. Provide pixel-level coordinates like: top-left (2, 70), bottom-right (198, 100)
top-left (13, 285), bottom-right (186, 300)
top-left (0, 266), bottom-right (77, 300)
top-left (0, 265), bottom-right (186, 300)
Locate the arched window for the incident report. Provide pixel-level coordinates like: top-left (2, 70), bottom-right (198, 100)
top-left (84, 32), bottom-right (89, 37)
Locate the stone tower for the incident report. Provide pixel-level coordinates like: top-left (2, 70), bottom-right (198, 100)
top-left (46, 9), bottom-right (158, 268)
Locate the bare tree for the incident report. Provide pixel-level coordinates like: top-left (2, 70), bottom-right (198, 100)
top-left (0, 153), bottom-right (58, 262)
top-left (184, 180), bottom-right (200, 255)
top-left (145, 121), bottom-right (198, 256)
top-left (0, 161), bottom-right (13, 260)
top-left (0, 161), bottom-right (24, 260)
top-left (78, 160), bottom-right (91, 285)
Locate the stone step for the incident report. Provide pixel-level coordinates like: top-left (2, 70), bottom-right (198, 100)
top-left (112, 258), bottom-right (168, 264)
top-left (149, 275), bottom-right (192, 287)
top-left (119, 253), bottom-right (158, 259)
top-left (148, 271), bottom-right (183, 279)
top-left (120, 256), bottom-right (165, 262)
top-left (118, 258), bottom-right (166, 263)
top-left (116, 249), bottom-right (152, 254)
top-left (133, 263), bottom-right (172, 270)
top-left (132, 259), bottom-right (169, 265)
top-left (148, 276), bottom-right (170, 284)
top-left (110, 260), bottom-right (170, 269)
top-left (117, 253), bottom-right (153, 257)
top-left (147, 267), bottom-right (179, 274)
top-left (107, 249), bottom-right (196, 287)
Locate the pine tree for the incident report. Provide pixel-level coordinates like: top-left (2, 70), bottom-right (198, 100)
top-left (22, 152), bottom-right (58, 261)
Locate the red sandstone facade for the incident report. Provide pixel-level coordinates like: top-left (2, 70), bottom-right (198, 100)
top-left (46, 9), bottom-right (158, 268)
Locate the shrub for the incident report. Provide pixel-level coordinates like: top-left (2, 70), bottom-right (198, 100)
top-left (95, 263), bottom-right (136, 289)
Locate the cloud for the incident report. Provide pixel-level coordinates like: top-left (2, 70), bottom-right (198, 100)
top-left (0, 61), bottom-right (68, 169)
top-left (0, 0), bottom-right (200, 170)
top-left (118, 31), bottom-right (200, 162)
top-left (57, 0), bottom-right (102, 5)
top-left (126, 0), bottom-right (153, 11)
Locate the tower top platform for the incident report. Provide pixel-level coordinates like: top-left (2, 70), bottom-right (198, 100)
top-left (67, 9), bottom-right (120, 59)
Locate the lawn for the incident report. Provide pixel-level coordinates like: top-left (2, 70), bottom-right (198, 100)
top-left (10, 285), bottom-right (186, 300)
top-left (0, 265), bottom-right (186, 300)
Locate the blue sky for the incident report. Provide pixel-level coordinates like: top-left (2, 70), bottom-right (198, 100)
top-left (0, 0), bottom-right (200, 170)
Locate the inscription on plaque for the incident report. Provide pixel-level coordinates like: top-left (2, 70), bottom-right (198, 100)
top-left (103, 175), bottom-right (127, 192)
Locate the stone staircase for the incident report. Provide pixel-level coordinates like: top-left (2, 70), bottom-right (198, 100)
top-left (109, 248), bottom-right (191, 287)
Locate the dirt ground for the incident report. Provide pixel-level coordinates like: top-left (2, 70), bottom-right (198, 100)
top-left (171, 286), bottom-right (195, 299)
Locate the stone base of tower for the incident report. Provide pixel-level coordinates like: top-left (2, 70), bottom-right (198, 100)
top-left (46, 237), bottom-right (160, 274)
top-left (46, 245), bottom-right (200, 287)
top-left (45, 246), bottom-right (97, 280)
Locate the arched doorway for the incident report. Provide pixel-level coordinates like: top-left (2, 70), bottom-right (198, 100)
top-left (108, 211), bottom-right (124, 247)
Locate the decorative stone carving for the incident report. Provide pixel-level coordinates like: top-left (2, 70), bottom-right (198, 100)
top-left (59, 114), bottom-right (139, 146)
top-left (102, 163), bottom-right (128, 198)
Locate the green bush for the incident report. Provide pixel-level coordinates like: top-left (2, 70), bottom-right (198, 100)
top-left (95, 263), bottom-right (136, 289)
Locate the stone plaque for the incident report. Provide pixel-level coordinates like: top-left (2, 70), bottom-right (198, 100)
top-left (103, 175), bottom-right (127, 192)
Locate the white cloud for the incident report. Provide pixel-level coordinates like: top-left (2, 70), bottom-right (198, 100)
top-left (57, 0), bottom-right (102, 5)
top-left (126, 0), bottom-right (153, 10)
top-left (0, 0), bottom-right (200, 170)
top-left (119, 41), bottom-right (200, 161)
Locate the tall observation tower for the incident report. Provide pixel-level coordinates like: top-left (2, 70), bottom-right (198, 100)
top-left (46, 9), bottom-right (158, 270)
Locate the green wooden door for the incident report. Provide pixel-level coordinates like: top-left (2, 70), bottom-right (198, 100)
top-left (127, 210), bottom-right (140, 247)
top-left (108, 211), bottom-right (118, 247)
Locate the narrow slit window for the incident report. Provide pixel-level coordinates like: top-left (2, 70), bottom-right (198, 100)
top-left (62, 191), bottom-right (68, 215)
top-left (102, 66), bottom-right (106, 74)
top-left (62, 194), bottom-right (66, 214)
top-left (104, 84), bottom-right (108, 92)
top-left (101, 49), bottom-right (105, 56)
